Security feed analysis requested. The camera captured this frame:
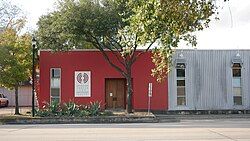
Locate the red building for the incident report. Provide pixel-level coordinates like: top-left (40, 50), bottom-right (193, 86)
top-left (39, 50), bottom-right (167, 111)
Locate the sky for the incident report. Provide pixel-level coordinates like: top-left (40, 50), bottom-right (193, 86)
top-left (10, 0), bottom-right (250, 49)
top-left (193, 0), bottom-right (250, 50)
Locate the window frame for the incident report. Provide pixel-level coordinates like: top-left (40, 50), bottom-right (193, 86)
top-left (176, 63), bottom-right (186, 106)
top-left (232, 63), bottom-right (242, 106)
top-left (50, 68), bottom-right (61, 104)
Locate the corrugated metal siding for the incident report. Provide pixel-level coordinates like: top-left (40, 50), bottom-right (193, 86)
top-left (168, 50), bottom-right (250, 110)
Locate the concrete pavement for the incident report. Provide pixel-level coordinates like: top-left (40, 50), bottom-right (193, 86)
top-left (0, 107), bottom-right (31, 115)
top-left (0, 119), bottom-right (250, 141)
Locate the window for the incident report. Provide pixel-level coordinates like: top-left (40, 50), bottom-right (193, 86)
top-left (176, 63), bottom-right (186, 106)
top-left (51, 69), bottom-right (60, 78)
top-left (50, 68), bottom-right (61, 103)
top-left (232, 63), bottom-right (242, 105)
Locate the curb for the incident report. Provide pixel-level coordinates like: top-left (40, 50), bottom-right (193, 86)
top-left (3, 114), bottom-right (249, 124)
top-left (156, 114), bottom-right (250, 121)
top-left (2, 116), bottom-right (161, 124)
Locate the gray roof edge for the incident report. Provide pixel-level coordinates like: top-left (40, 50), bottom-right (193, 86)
top-left (174, 48), bottom-right (250, 51)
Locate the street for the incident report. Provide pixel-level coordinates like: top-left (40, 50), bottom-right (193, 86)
top-left (0, 119), bottom-right (250, 141)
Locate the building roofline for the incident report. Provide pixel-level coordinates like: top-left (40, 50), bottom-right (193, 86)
top-left (174, 49), bottom-right (250, 51)
top-left (39, 48), bottom-right (250, 52)
top-left (38, 49), bottom-right (150, 55)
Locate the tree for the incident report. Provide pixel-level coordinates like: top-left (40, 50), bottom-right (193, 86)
top-left (0, 0), bottom-right (26, 30)
top-left (0, 29), bottom-right (32, 115)
top-left (37, 0), bottom-right (221, 113)
top-left (0, 0), bottom-right (30, 115)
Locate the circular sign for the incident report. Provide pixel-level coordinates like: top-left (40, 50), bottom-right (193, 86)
top-left (77, 73), bottom-right (83, 83)
top-left (83, 73), bottom-right (89, 83)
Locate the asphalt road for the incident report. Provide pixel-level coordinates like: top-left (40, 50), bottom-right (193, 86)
top-left (0, 119), bottom-right (250, 141)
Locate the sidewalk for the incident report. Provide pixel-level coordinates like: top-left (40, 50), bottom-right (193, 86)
top-left (1, 107), bottom-right (250, 124)
top-left (156, 113), bottom-right (250, 122)
top-left (0, 107), bottom-right (31, 116)
top-left (0, 112), bottom-right (157, 124)
top-left (0, 109), bottom-right (159, 124)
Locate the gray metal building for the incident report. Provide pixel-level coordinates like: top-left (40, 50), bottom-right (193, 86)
top-left (168, 49), bottom-right (250, 111)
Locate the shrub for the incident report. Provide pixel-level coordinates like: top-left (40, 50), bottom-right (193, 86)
top-left (101, 110), bottom-right (113, 116)
top-left (36, 109), bottom-right (50, 117)
top-left (48, 101), bottom-right (61, 115)
top-left (36, 101), bottom-right (61, 117)
top-left (88, 101), bottom-right (101, 116)
top-left (62, 102), bottom-right (79, 117)
top-left (35, 101), bottom-right (102, 117)
top-left (79, 110), bottom-right (90, 117)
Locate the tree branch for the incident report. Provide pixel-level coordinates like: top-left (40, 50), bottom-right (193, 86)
top-left (131, 40), bottom-right (156, 64)
top-left (130, 34), bottom-right (138, 63)
top-left (103, 38), bottom-right (126, 68)
top-left (105, 36), bottom-right (123, 51)
top-left (89, 34), bottom-right (127, 78)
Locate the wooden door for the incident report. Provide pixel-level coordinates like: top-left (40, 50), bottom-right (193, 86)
top-left (105, 79), bottom-right (125, 109)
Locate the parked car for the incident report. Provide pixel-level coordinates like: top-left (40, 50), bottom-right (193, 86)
top-left (0, 93), bottom-right (9, 107)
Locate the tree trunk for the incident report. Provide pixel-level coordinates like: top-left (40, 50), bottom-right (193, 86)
top-left (126, 65), bottom-right (133, 113)
top-left (14, 85), bottom-right (20, 115)
top-left (126, 76), bottom-right (133, 113)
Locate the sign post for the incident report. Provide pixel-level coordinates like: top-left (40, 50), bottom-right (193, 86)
top-left (148, 83), bottom-right (152, 115)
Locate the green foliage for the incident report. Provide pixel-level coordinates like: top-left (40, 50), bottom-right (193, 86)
top-left (0, 28), bottom-right (32, 89)
top-left (151, 47), bottom-right (174, 82)
top-left (48, 101), bottom-right (61, 115)
top-left (35, 108), bottom-right (50, 117)
top-left (126, 0), bottom-right (218, 82)
top-left (36, 101), bottom-right (103, 117)
top-left (101, 110), bottom-right (113, 116)
top-left (37, 0), bottom-right (220, 79)
top-left (36, 0), bottom-right (222, 112)
top-left (88, 101), bottom-right (101, 116)
top-left (36, 0), bottom-right (122, 50)
top-left (61, 101), bottom-right (80, 116)
top-left (128, 0), bottom-right (216, 45)
top-left (79, 110), bottom-right (90, 117)
top-left (36, 101), bottom-right (61, 117)
top-left (0, 1), bottom-right (30, 115)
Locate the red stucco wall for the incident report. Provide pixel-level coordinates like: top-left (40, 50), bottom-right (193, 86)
top-left (39, 50), bottom-right (168, 110)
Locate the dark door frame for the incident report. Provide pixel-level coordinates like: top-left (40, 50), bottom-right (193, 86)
top-left (105, 78), bottom-right (126, 109)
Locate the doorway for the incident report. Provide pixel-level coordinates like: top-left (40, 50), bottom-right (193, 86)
top-left (105, 79), bottom-right (126, 109)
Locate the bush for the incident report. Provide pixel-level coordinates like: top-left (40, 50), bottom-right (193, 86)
top-left (61, 102), bottom-right (79, 117)
top-left (88, 101), bottom-right (101, 116)
top-left (101, 110), bottom-right (113, 116)
top-left (48, 101), bottom-right (61, 115)
top-left (79, 110), bottom-right (90, 117)
top-left (35, 101), bottom-right (102, 117)
top-left (36, 101), bottom-right (61, 117)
